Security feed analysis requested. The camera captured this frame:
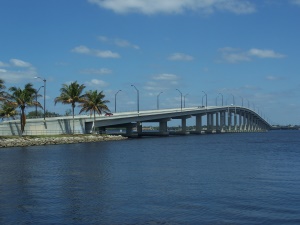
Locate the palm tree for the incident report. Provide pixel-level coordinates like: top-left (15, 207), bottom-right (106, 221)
top-left (79, 90), bottom-right (110, 133)
top-left (0, 101), bottom-right (17, 120)
top-left (8, 83), bottom-right (42, 133)
top-left (0, 78), bottom-right (6, 101)
top-left (54, 81), bottom-right (86, 134)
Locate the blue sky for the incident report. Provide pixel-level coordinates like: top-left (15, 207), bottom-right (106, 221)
top-left (1, 0), bottom-right (300, 125)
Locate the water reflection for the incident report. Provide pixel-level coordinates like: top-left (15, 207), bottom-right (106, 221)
top-left (1, 132), bottom-right (300, 224)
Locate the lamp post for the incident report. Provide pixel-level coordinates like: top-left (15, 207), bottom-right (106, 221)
top-left (231, 93), bottom-right (235, 105)
top-left (240, 96), bottom-right (244, 107)
top-left (184, 94), bottom-right (188, 108)
top-left (202, 91), bottom-right (207, 107)
top-left (114, 90), bottom-right (121, 113)
top-left (176, 89), bottom-right (182, 111)
top-left (157, 92), bottom-right (163, 110)
top-left (35, 86), bottom-right (44, 117)
top-left (34, 76), bottom-right (46, 120)
top-left (131, 85), bottom-right (139, 113)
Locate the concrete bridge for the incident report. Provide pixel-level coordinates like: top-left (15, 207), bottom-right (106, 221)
top-left (0, 106), bottom-right (271, 136)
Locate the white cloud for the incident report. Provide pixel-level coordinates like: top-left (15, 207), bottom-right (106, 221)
top-left (80, 68), bottom-right (112, 75)
top-left (10, 59), bottom-right (32, 67)
top-left (98, 36), bottom-right (140, 49)
top-left (71, 45), bottom-right (120, 58)
top-left (144, 73), bottom-right (180, 91)
top-left (0, 61), bottom-right (9, 67)
top-left (168, 53), bottom-right (194, 61)
top-left (266, 75), bottom-right (282, 81)
top-left (88, 0), bottom-right (256, 15)
top-left (0, 59), bottom-right (37, 83)
top-left (248, 48), bottom-right (286, 59)
top-left (85, 79), bottom-right (109, 87)
top-left (218, 47), bottom-right (251, 63)
top-left (291, 0), bottom-right (300, 6)
top-left (153, 73), bottom-right (179, 81)
top-left (218, 47), bottom-right (286, 63)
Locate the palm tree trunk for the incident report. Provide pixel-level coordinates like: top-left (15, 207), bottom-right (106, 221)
top-left (72, 105), bottom-right (75, 134)
top-left (93, 110), bottom-right (96, 133)
top-left (20, 107), bottom-right (26, 134)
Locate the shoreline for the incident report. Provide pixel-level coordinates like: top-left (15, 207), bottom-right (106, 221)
top-left (0, 135), bottom-right (128, 148)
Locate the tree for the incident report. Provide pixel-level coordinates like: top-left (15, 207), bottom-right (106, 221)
top-left (0, 101), bottom-right (17, 120)
top-left (54, 81), bottom-right (86, 134)
top-left (27, 110), bottom-right (61, 118)
top-left (8, 83), bottom-right (42, 133)
top-left (0, 79), bottom-right (6, 102)
top-left (79, 90), bottom-right (110, 133)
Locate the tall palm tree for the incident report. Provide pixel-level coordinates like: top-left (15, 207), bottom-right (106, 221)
top-left (8, 83), bottom-right (42, 133)
top-left (0, 101), bottom-right (17, 121)
top-left (79, 90), bottom-right (110, 133)
top-left (54, 81), bottom-right (86, 134)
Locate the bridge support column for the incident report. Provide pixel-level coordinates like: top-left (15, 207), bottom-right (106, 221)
top-left (126, 123), bottom-right (136, 136)
top-left (215, 112), bottom-right (220, 133)
top-left (227, 110), bottom-right (231, 132)
top-left (181, 117), bottom-right (187, 133)
top-left (159, 120), bottom-right (169, 135)
top-left (137, 122), bottom-right (142, 136)
top-left (220, 111), bottom-right (226, 132)
top-left (191, 114), bottom-right (203, 134)
top-left (206, 113), bottom-right (213, 133)
top-left (234, 112), bottom-right (237, 132)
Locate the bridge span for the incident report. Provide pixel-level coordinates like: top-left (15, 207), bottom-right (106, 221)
top-left (0, 106), bottom-right (271, 136)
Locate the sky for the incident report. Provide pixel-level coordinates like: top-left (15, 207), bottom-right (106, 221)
top-left (1, 0), bottom-right (300, 125)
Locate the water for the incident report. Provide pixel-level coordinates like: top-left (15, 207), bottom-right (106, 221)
top-left (1, 131), bottom-right (300, 224)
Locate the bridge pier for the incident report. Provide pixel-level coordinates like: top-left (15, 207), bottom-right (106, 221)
top-left (170, 116), bottom-right (191, 135)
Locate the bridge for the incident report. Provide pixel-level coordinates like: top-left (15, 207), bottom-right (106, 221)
top-left (0, 105), bottom-right (271, 136)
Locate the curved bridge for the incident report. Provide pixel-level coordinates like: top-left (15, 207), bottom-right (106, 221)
top-left (0, 106), bottom-right (271, 136)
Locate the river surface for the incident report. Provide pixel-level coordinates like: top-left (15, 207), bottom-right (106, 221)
top-left (1, 130), bottom-right (300, 224)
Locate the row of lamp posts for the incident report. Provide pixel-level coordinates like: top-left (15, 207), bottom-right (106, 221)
top-left (33, 78), bottom-right (260, 119)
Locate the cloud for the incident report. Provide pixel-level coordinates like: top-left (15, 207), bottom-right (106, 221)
top-left (85, 79), bottom-right (109, 87)
top-left (218, 47), bottom-right (286, 63)
top-left (88, 0), bottom-right (256, 15)
top-left (248, 48), bottom-right (286, 59)
top-left (218, 47), bottom-right (251, 63)
top-left (0, 59), bottom-right (37, 83)
top-left (168, 53), bottom-right (194, 61)
top-left (0, 61), bottom-right (9, 67)
top-left (144, 73), bottom-right (180, 91)
top-left (98, 36), bottom-right (140, 49)
top-left (80, 68), bottom-right (112, 75)
top-left (71, 45), bottom-right (120, 58)
top-left (291, 0), bottom-right (300, 6)
top-left (266, 75), bottom-right (283, 81)
top-left (10, 59), bottom-right (32, 68)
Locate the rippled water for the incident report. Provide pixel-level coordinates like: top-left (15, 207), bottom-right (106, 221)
top-left (1, 131), bottom-right (300, 224)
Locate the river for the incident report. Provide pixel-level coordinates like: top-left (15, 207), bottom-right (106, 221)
top-left (1, 130), bottom-right (300, 224)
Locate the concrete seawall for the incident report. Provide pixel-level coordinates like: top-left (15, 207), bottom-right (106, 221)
top-left (0, 135), bottom-right (127, 148)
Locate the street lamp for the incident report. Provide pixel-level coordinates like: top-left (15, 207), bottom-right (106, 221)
top-left (184, 94), bottom-right (189, 108)
top-left (231, 93), bottom-right (235, 105)
top-left (131, 84), bottom-right (139, 113)
top-left (35, 86), bottom-right (44, 117)
top-left (34, 76), bottom-right (46, 120)
top-left (240, 96), bottom-right (244, 107)
top-left (115, 90), bottom-right (122, 113)
top-left (157, 92), bottom-right (163, 110)
top-left (176, 89), bottom-right (182, 111)
top-left (202, 91), bottom-right (207, 107)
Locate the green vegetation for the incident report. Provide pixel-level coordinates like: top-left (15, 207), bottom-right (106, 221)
top-left (79, 90), bottom-right (110, 133)
top-left (1, 79), bottom-right (111, 135)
